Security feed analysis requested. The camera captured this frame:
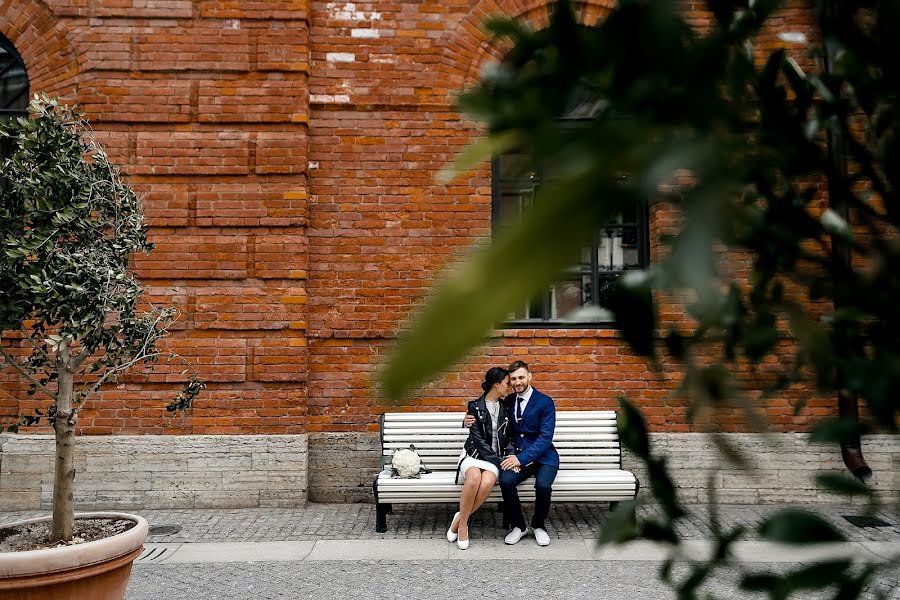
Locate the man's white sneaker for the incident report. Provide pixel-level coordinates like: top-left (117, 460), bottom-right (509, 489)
top-left (534, 528), bottom-right (550, 546)
top-left (504, 527), bottom-right (528, 545)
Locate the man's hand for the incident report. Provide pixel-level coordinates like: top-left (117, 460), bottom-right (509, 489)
top-left (463, 414), bottom-right (475, 427)
top-left (500, 455), bottom-right (521, 470)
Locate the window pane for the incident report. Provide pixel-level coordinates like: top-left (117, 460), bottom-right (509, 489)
top-left (0, 38), bottom-right (28, 113)
top-left (497, 153), bottom-right (531, 179)
top-left (1, 36), bottom-right (28, 173)
top-left (549, 277), bottom-right (589, 319)
top-left (607, 203), bottom-right (639, 225)
top-left (497, 188), bottom-right (534, 226)
top-left (598, 226), bottom-right (641, 271)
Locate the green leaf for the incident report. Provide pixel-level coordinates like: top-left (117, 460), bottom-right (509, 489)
top-left (482, 16), bottom-right (533, 41)
top-left (640, 519), bottom-right (679, 544)
top-left (808, 419), bottom-right (866, 445)
top-left (739, 573), bottom-right (780, 593)
top-left (758, 509), bottom-right (846, 544)
top-left (710, 432), bottom-right (751, 469)
top-left (814, 472), bottom-right (872, 497)
top-left (601, 273), bottom-right (657, 358)
top-left (616, 396), bottom-right (651, 459)
top-left (597, 499), bottom-right (638, 545)
top-left (436, 131), bottom-right (521, 184)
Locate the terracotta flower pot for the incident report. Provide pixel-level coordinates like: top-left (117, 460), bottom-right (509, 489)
top-left (0, 512), bottom-right (148, 600)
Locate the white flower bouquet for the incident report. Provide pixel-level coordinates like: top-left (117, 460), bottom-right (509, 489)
top-left (382, 444), bottom-right (431, 478)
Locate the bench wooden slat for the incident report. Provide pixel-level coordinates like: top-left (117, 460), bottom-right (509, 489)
top-left (384, 451), bottom-right (622, 460)
top-left (383, 410), bottom-right (619, 421)
top-left (384, 421), bottom-right (619, 429)
top-left (383, 440), bottom-right (623, 447)
top-left (383, 447), bottom-right (623, 456)
top-left (384, 428), bottom-right (619, 444)
top-left (406, 461), bottom-right (623, 470)
top-left (377, 494), bottom-right (637, 504)
top-left (377, 471), bottom-right (636, 483)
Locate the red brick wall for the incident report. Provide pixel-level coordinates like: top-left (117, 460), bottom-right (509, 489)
top-left (305, 0), bottom-right (833, 437)
top-left (1, 0), bottom-right (310, 434)
top-left (1, 0), bottom-right (832, 436)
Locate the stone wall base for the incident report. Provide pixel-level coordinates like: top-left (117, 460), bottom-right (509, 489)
top-left (3, 432), bottom-right (895, 511)
top-left (309, 431), bottom-right (899, 505)
top-left (0, 434), bottom-right (308, 511)
top-left (308, 432), bottom-right (380, 503)
top-left (626, 433), bottom-right (899, 505)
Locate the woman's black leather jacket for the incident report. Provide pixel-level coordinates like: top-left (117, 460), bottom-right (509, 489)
top-left (458, 396), bottom-right (515, 482)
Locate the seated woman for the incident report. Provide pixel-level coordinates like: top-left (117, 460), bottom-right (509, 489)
top-left (447, 366), bottom-right (514, 549)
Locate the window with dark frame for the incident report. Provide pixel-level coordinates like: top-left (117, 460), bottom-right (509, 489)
top-left (0, 34), bottom-right (29, 164)
top-left (491, 120), bottom-right (650, 327)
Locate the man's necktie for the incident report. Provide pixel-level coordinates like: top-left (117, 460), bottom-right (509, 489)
top-left (516, 398), bottom-right (523, 421)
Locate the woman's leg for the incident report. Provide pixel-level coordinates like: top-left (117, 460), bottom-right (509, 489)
top-left (471, 470), bottom-right (497, 513)
top-left (456, 467), bottom-right (482, 540)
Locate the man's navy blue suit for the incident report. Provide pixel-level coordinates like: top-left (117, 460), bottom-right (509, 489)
top-left (499, 388), bottom-right (558, 531)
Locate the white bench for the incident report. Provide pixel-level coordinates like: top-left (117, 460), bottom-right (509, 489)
top-left (373, 410), bottom-right (640, 532)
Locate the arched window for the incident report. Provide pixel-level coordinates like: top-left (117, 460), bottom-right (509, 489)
top-left (0, 34), bottom-right (28, 117)
top-left (492, 86), bottom-right (650, 326)
top-left (1, 34), bottom-right (28, 163)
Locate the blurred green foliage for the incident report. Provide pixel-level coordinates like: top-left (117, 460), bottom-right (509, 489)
top-left (384, 0), bottom-right (899, 596)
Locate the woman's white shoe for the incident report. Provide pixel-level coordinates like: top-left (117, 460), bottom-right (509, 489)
top-left (446, 512), bottom-right (461, 542)
top-left (456, 531), bottom-right (469, 550)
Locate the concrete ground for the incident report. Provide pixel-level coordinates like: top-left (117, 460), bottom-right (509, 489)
top-left (2, 503), bottom-right (899, 599)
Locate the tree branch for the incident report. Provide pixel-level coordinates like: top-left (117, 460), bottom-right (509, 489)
top-left (18, 324), bottom-right (53, 363)
top-left (77, 316), bottom-right (166, 400)
top-left (71, 346), bottom-right (92, 370)
top-left (0, 344), bottom-right (55, 398)
top-left (80, 350), bottom-right (163, 400)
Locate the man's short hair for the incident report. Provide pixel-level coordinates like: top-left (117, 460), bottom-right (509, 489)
top-left (508, 360), bottom-right (530, 373)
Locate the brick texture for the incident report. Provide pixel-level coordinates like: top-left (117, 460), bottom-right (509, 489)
top-left (1, 0), bottom-right (310, 435)
top-left (0, 0), bottom-right (842, 468)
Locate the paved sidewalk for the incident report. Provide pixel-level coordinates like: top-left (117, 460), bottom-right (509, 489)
top-left (6, 502), bottom-right (897, 543)
top-left (2, 503), bottom-right (898, 599)
top-left (5, 502), bottom-right (897, 543)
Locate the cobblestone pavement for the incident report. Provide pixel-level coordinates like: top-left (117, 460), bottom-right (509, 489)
top-left (125, 560), bottom-right (899, 600)
top-left (4, 503), bottom-right (898, 599)
top-left (2, 503), bottom-right (898, 543)
top-left (7, 502), bottom-right (895, 543)
top-left (0, 503), bottom-right (900, 542)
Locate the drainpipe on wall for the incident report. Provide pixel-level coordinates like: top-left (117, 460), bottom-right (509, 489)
top-left (817, 0), bottom-right (873, 482)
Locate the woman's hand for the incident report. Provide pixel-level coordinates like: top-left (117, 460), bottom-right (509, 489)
top-left (463, 414), bottom-right (476, 427)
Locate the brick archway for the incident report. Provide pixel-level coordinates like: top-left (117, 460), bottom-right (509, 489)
top-left (440, 0), bottom-right (615, 94)
top-left (0, 0), bottom-right (80, 98)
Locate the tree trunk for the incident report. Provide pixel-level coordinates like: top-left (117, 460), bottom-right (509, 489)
top-left (50, 349), bottom-right (76, 543)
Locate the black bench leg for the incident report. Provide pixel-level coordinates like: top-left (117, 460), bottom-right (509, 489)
top-left (373, 476), bottom-right (389, 533)
top-left (609, 501), bottom-right (619, 511)
top-left (376, 503), bottom-right (389, 533)
top-left (384, 504), bottom-right (393, 514)
top-left (499, 502), bottom-right (509, 530)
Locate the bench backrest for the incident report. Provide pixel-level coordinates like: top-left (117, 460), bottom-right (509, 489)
top-left (380, 410), bottom-right (623, 471)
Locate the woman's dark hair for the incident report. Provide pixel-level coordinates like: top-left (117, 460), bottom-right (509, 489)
top-left (481, 367), bottom-right (510, 393)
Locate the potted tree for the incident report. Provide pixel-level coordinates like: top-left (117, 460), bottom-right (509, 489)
top-left (0, 96), bottom-right (203, 599)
